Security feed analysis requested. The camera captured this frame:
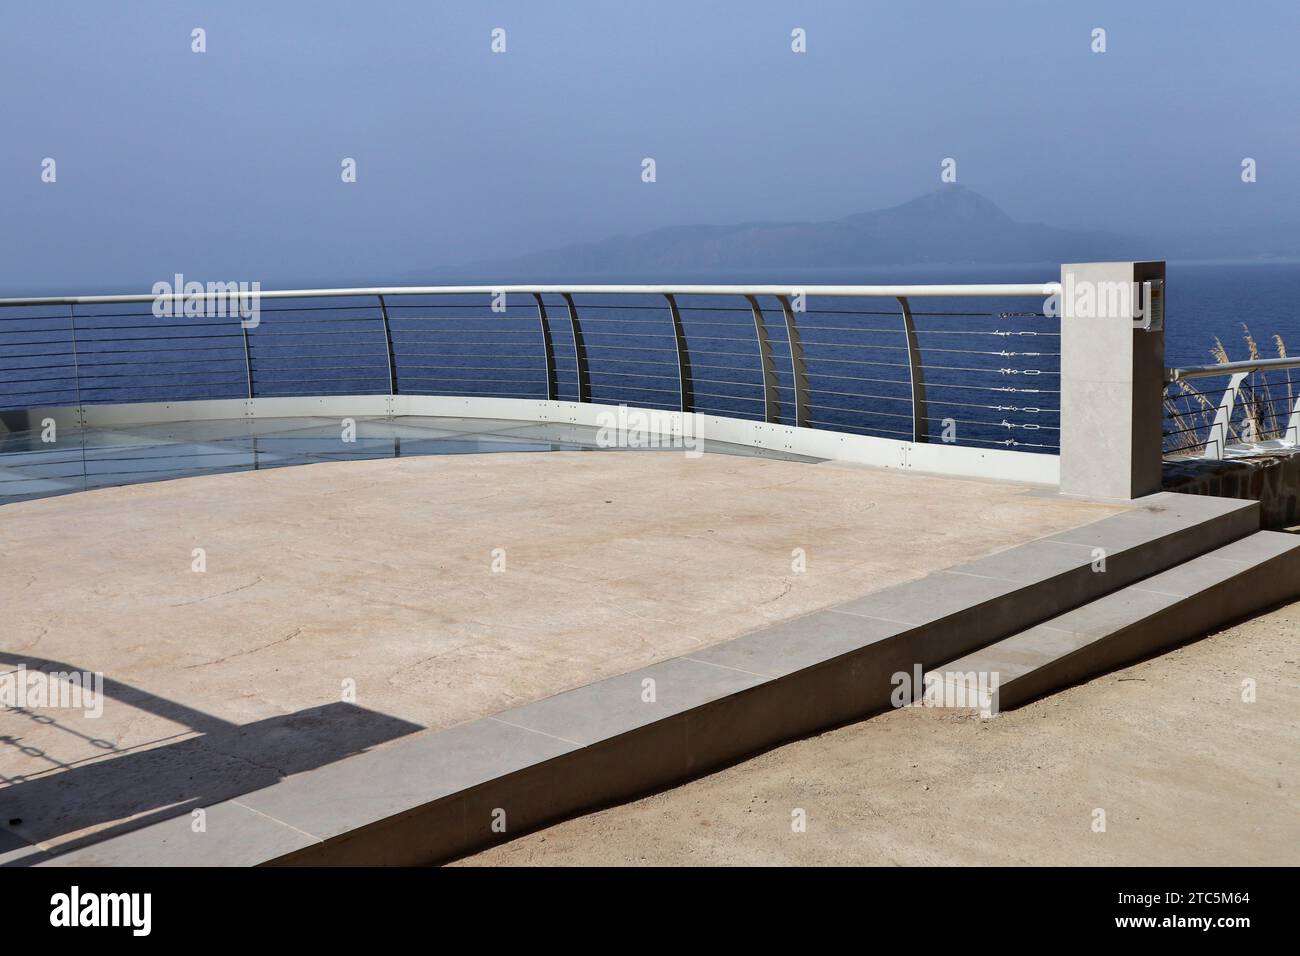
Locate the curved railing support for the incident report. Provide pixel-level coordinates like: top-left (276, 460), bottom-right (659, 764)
top-left (532, 293), bottom-right (558, 402)
top-left (239, 307), bottom-right (255, 400)
top-left (776, 295), bottom-right (809, 428)
top-left (744, 295), bottom-right (781, 424)
top-left (898, 296), bottom-right (929, 443)
top-left (377, 294), bottom-right (397, 396)
top-left (663, 293), bottom-right (693, 414)
top-left (68, 304), bottom-right (84, 419)
top-left (560, 293), bottom-right (590, 404)
top-left (1204, 371), bottom-right (1249, 460)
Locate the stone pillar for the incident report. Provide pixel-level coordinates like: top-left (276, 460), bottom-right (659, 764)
top-left (1059, 261), bottom-right (1166, 500)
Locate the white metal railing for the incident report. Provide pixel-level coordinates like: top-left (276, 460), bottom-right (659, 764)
top-left (1165, 357), bottom-right (1300, 460)
top-left (0, 283), bottom-right (1061, 307)
top-left (0, 281), bottom-right (1063, 451)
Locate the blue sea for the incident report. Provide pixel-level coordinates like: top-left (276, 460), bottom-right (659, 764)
top-left (1, 260), bottom-right (1297, 457)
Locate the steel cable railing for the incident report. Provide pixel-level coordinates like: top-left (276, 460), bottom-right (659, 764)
top-left (0, 283), bottom-right (1062, 455)
top-left (1164, 356), bottom-right (1300, 459)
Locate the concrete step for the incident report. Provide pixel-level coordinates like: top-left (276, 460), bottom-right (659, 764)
top-left (928, 531), bottom-right (1300, 713)
top-left (813, 492), bottom-right (1262, 684)
top-left (930, 490), bottom-right (1260, 623)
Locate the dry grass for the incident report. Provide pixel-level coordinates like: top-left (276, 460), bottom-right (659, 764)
top-left (1164, 326), bottom-right (1293, 455)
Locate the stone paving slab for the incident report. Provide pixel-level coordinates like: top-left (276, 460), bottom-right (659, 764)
top-left (1, 448), bottom-right (1127, 859)
top-left (30, 491), bottom-right (1265, 867)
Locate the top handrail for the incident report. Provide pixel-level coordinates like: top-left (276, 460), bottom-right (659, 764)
top-left (0, 282), bottom-right (1061, 308)
top-left (1165, 355), bottom-right (1300, 383)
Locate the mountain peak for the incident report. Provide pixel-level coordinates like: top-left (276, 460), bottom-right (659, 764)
top-left (849, 185), bottom-right (1014, 228)
top-left (454, 185), bottom-right (1138, 278)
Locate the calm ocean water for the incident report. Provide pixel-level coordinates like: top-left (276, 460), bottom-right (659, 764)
top-left (670, 259), bottom-right (1300, 370)
top-left (1, 260), bottom-right (1296, 456)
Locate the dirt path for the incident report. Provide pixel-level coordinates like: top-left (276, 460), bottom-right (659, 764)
top-left (458, 601), bottom-right (1300, 866)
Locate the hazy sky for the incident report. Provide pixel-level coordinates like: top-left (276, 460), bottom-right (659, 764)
top-left (2, 0), bottom-right (1297, 292)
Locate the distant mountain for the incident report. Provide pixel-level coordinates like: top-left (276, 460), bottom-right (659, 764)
top-left (453, 186), bottom-right (1153, 279)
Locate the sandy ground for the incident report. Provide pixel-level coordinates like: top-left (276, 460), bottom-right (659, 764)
top-left (0, 450), bottom-right (1119, 853)
top-left (458, 599), bottom-right (1300, 866)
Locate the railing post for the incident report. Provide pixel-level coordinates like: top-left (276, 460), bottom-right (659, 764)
top-left (531, 293), bottom-right (558, 402)
top-left (1286, 392), bottom-right (1300, 447)
top-left (744, 295), bottom-right (781, 424)
top-left (1204, 371), bottom-right (1249, 460)
top-left (776, 295), bottom-right (810, 428)
top-left (897, 296), bottom-right (928, 443)
top-left (377, 294), bottom-right (397, 396)
top-left (664, 294), bottom-right (693, 413)
top-left (68, 304), bottom-right (83, 420)
top-left (1059, 261), bottom-right (1166, 499)
top-left (560, 293), bottom-right (590, 403)
top-left (239, 306), bottom-right (255, 400)
top-left (67, 303), bottom-right (88, 485)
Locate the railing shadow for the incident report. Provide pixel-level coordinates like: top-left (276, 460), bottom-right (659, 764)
top-left (0, 654), bottom-right (423, 864)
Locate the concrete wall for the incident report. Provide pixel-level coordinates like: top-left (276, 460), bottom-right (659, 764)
top-left (1165, 452), bottom-right (1300, 529)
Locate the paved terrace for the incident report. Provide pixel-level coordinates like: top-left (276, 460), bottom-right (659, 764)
top-left (0, 443), bottom-right (1123, 859)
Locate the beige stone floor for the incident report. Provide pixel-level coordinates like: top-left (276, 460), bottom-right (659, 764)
top-left (0, 450), bottom-right (1121, 852)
